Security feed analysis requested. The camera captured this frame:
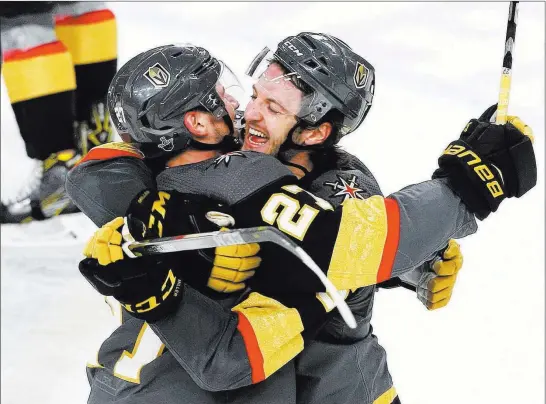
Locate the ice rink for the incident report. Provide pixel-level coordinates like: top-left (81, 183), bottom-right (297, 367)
top-left (1, 2), bottom-right (544, 404)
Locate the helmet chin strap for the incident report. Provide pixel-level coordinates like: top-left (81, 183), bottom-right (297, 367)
top-left (278, 157), bottom-right (310, 177)
top-left (188, 136), bottom-right (239, 153)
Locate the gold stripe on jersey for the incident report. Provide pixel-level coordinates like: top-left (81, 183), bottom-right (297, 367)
top-left (232, 292), bottom-right (304, 383)
top-left (373, 386), bottom-right (397, 404)
top-left (55, 9), bottom-right (117, 65)
top-left (2, 42), bottom-right (76, 103)
top-left (327, 196), bottom-right (400, 289)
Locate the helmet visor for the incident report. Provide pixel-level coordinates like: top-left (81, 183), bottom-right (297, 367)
top-left (215, 62), bottom-right (244, 121)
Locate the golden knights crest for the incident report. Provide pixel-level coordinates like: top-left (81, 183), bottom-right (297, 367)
top-left (353, 61), bottom-right (369, 89)
top-left (144, 63), bottom-right (170, 89)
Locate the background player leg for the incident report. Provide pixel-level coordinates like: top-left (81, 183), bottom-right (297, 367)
top-left (0, 5), bottom-right (80, 224)
top-left (54, 2), bottom-right (117, 155)
top-left (1, 3), bottom-right (117, 225)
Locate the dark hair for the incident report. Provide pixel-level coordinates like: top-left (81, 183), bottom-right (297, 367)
top-left (309, 144), bottom-right (356, 171)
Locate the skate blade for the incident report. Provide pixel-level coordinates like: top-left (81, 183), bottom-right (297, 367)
top-left (0, 212), bottom-right (97, 248)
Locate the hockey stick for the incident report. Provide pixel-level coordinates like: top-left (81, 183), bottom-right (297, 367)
top-left (496, 1), bottom-right (518, 125)
top-left (121, 224), bottom-right (357, 329)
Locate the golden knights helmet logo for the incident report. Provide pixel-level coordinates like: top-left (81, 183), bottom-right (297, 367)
top-left (144, 63), bottom-right (171, 89)
top-left (353, 61), bottom-right (369, 89)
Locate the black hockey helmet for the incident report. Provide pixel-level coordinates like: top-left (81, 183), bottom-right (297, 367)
top-left (108, 44), bottom-right (242, 157)
top-left (246, 32), bottom-right (375, 143)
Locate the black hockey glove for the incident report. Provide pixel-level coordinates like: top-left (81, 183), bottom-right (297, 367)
top-left (433, 105), bottom-right (536, 220)
top-left (79, 215), bottom-right (185, 322)
top-left (79, 189), bottom-right (236, 321)
top-left (127, 190), bottom-right (246, 296)
top-left (79, 255), bottom-right (184, 322)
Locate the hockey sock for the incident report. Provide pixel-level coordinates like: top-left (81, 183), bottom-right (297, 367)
top-left (55, 9), bottom-right (117, 150)
top-left (2, 41), bottom-right (77, 160)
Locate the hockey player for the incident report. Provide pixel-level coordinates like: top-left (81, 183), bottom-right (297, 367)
top-left (0, 2), bottom-right (116, 223)
top-left (69, 40), bottom-right (536, 404)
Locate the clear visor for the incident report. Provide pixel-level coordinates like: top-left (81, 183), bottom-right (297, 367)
top-left (245, 47), bottom-right (328, 124)
top-left (215, 61), bottom-right (244, 116)
top-left (172, 42), bottom-right (245, 120)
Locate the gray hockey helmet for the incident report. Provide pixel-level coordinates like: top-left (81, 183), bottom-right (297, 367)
top-left (108, 44), bottom-right (242, 156)
top-left (247, 32), bottom-right (375, 142)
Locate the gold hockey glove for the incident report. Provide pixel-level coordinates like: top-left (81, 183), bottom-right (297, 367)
top-left (83, 217), bottom-right (124, 265)
top-left (208, 237), bottom-right (261, 293)
top-left (417, 239), bottom-right (463, 310)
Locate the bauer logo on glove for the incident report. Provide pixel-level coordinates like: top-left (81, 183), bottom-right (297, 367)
top-left (442, 142), bottom-right (504, 199)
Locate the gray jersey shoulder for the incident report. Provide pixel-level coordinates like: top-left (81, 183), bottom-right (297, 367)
top-left (66, 157), bottom-right (155, 226)
top-left (156, 151), bottom-right (295, 205)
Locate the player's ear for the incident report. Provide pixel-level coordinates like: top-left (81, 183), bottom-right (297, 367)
top-left (183, 111), bottom-right (210, 137)
top-left (298, 122), bottom-right (333, 146)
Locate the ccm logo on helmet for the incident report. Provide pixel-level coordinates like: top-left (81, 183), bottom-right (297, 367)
top-left (284, 41), bottom-right (303, 57)
top-left (443, 144), bottom-right (504, 198)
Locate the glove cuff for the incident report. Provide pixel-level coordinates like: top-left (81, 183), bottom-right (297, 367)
top-left (500, 132), bottom-right (536, 197)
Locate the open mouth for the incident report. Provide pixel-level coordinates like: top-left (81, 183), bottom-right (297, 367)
top-left (247, 127), bottom-right (268, 146)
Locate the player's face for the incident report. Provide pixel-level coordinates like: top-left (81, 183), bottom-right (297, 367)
top-left (242, 63), bottom-right (301, 155)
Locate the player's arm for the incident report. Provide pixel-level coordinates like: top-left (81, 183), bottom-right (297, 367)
top-left (320, 165), bottom-right (462, 309)
top-left (79, 187), bottom-right (358, 389)
top-left (234, 114), bottom-right (535, 292)
top-left (320, 165), bottom-right (465, 310)
top-left (226, 177), bottom-right (472, 295)
top-left (66, 142), bottom-right (155, 226)
top-left (80, 211), bottom-right (306, 390)
top-left (84, 111), bottom-right (534, 319)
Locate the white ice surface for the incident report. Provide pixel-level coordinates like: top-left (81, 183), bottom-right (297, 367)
top-left (1, 2), bottom-right (544, 404)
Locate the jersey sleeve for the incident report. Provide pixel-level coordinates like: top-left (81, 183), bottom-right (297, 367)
top-left (312, 166), bottom-right (447, 293)
top-left (66, 143), bottom-right (155, 227)
top-left (232, 177), bottom-right (477, 292)
top-left (148, 286), bottom-right (305, 390)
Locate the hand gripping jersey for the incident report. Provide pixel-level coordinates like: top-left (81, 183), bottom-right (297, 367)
top-left (67, 143), bottom-right (477, 404)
